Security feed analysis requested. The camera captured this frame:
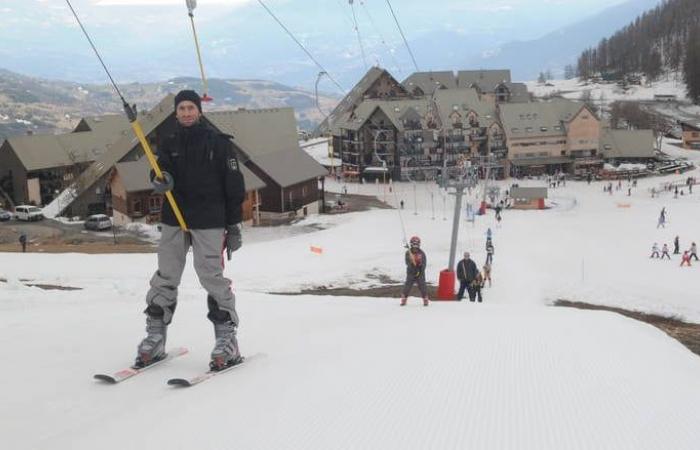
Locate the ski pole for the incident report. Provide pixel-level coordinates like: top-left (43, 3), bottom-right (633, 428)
top-left (65, 0), bottom-right (189, 231)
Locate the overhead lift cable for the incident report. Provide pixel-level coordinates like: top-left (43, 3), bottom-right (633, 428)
top-left (384, 0), bottom-right (419, 72)
top-left (349, 0), bottom-right (368, 70)
top-left (256, 0), bottom-right (346, 94)
top-left (64, 0), bottom-right (189, 231)
top-left (185, 0), bottom-right (213, 102)
top-left (359, 0), bottom-right (403, 74)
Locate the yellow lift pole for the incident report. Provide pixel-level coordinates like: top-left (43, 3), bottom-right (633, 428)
top-left (64, 0), bottom-right (188, 231)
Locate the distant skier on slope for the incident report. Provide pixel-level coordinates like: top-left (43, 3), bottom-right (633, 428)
top-left (471, 271), bottom-right (484, 303)
top-left (650, 243), bottom-right (660, 259)
top-left (657, 208), bottom-right (666, 228)
top-left (400, 236), bottom-right (429, 307)
top-left (135, 90), bottom-right (246, 371)
top-left (680, 250), bottom-right (692, 267)
top-left (482, 262), bottom-right (492, 287)
top-left (661, 243), bottom-right (671, 260)
top-left (674, 236), bottom-right (680, 254)
top-left (485, 239), bottom-right (495, 265)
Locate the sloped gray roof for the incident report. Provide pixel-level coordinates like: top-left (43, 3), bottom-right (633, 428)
top-left (402, 71), bottom-right (457, 94)
top-left (511, 186), bottom-right (547, 199)
top-left (317, 66), bottom-right (403, 135)
top-left (63, 95), bottom-right (176, 214)
top-left (207, 108), bottom-right (328, 188)
top-left (432, 88), bottom-right (498, 127)
top-left (4, 128), bottom-right (127, 172)
top-left (458, 70), bottom-right (511, 92)
top-left (504, 82), bottom-right (530, 103)
top-left (115, 156), bottom-right (265, 193)
top-left (334, 98), bottom-right (434, 132)
top-left (74, 114), bottom-right (130, 136)
top-left (599, 128), bottom-right (655, 159)
top-left (499, 99), bottom-right (586, 140)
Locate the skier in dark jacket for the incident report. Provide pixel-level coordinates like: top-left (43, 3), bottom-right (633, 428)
top-left (674, 236), bottom-right (680, 254)
top-left (485, 239), bottom-right (495, 265)
top-left (456, 252), bottom-right (479, 301)
top-left (136, 90), bottom-right (246, 371)
top-left (18, 232), bottom-right (27, 253)
top-left (400, 236), bottom-right (429, 307)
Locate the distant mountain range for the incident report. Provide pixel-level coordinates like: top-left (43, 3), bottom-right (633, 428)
top-left (0, 68), bottom-right (339, 139)
top-left (465, 0), bottom-right (662, 81)
top-left (0, 0), bottom-right (660, 88)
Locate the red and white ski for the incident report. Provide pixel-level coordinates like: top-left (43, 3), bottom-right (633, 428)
top-left (94, 347), bottom-right (189, 384)
top-left (167, 353), bottom-right (264, 387)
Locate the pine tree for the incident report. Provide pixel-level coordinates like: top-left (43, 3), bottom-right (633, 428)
top-left (564, 65), bottom-right (576, 80)
top-left (684, 27), bottom-right (700, 104)
top-left (537, 72), bottom-right (546, 84)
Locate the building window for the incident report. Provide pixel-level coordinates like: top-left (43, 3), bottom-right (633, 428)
top-left (561, 151), bottom-right (567, 156)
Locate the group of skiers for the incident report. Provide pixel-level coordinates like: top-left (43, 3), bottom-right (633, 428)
top-left (546, 172), bottom-right (566, 189)
top-left (650, 238), bottom-right (698, 267)
top-left (399, 232), bottom-right (494, 306)
top-left (456, 245), bottom-right (492, 303)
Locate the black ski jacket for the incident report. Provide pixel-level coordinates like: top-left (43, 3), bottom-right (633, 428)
top-left (156, 122), bottom-right (246, 229)
top-left (457, 258), bottom-right (478, 282)
top-left (405, 248), bottom-right (427, 278)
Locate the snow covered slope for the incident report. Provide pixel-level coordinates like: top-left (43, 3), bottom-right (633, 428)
top-left (3, 140), bottom-right (700, 449)
top-left (527, 76), bottom-right (689, 103)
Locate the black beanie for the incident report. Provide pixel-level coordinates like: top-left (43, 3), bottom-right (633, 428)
top-left (174, 90), bottom-right (202, 112)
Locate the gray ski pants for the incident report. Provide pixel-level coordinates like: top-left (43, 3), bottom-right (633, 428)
top-left (145, 224), bottom-right (238, 326)
top-left (402, 274), bottom-right (428, 299)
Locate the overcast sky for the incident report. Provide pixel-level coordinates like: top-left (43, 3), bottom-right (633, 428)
top-left (2, 0), bottom-right (647, 85)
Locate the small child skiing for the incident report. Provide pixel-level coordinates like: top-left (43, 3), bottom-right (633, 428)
top-left (485, 239), bottom-right (495, 265)
top-left (471, 271), bottom-right (484, 303)
top-left (680, 250), bottom-right (692, 267)
top-left (690, 242), bottom-right (698, 261)
top-left (650, 243), bottom-right (660, 258)
top-left (400, 236), bottom-right (429, 307)
top-left (482, 263), bottom-right (492, 287)
top-left (661, 243), bottom-right (671, 260)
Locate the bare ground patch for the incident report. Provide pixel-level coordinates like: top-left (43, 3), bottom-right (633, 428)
top-left (555, 300), bottom-right (700, 358)
top-left (272, 283), bottom-right (700, 357)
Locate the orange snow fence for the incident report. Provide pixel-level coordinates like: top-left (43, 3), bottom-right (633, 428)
top-left (310, 245), bottom-right (324, 255)
top-left (616, 203), bottom-right (632, 208)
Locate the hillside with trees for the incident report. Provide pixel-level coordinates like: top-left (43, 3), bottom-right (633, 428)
top-left (576, 0), bottom-right (700, 102)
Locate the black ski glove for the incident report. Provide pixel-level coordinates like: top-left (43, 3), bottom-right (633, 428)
top-left (152, 171), bottom-right (174, 194)
top-left (225, 224), bottom-right (242, 260)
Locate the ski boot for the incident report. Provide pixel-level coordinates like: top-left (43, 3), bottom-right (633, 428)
top-left (400, 297), bottom-right (407, 307)
top-left (135, 316), bottom-right (167, 368)
top-left (210, 321), bottom-right (242, 371)
top-left (423, 297), bottom-right (429, 307)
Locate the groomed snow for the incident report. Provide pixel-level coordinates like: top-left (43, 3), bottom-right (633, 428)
top-left (3, 140), bottom-right (700, 449)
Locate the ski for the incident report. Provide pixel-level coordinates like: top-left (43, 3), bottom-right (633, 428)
top-left (167, 352), bottom-right (264, 387)
top-left (94, 347), bottom-right (189, 384)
